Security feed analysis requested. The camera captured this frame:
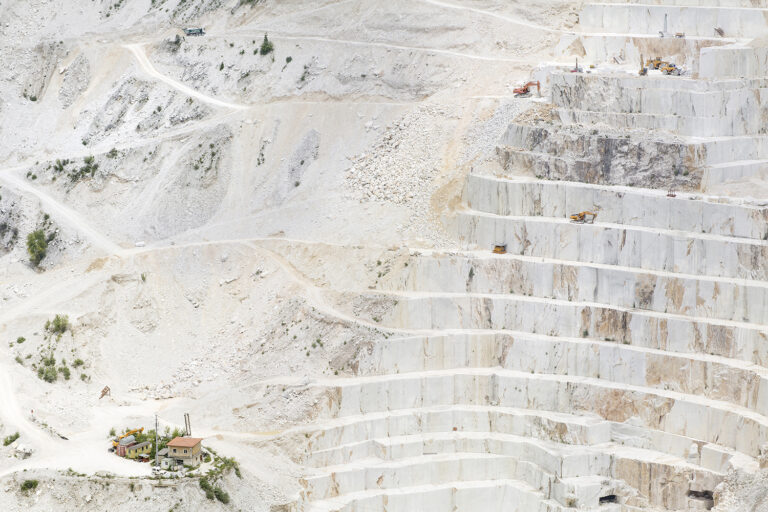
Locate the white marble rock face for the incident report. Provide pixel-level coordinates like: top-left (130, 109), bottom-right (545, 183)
top-left (289, 1), bottom-right (768, 510)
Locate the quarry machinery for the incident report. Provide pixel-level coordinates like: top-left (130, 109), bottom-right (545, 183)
top-left (112, 427), bottom-right (145, 447)
top-left (492, 245), bottom-right (507, 254)
top-left (513, 81), bottom-right (540, 97)
top-left (645, 57), bottom-right (666, 70)
top-left (661, 62), bottom-right (682, 75)
top-left (570, 211), bottom-right (598, 223)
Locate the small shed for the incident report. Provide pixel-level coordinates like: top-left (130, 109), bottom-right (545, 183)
top-left (183, 28), bottom-right (205, 36)
top-left (116, 435), bottom-right (136, 457)
top-left (126, 441), bottom-right (152, 459)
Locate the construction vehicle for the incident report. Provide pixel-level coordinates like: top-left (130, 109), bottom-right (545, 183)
top-left (661, 62), bottom-right (682, 76)
top-left (112, 428), bottom-right (144, 448)
top-left (513, 81), bottom-right (540, 98)
top-left (645, 57), bottom-right (666, 70)
top-left (675, 32), bottom-right (685, 38)
top-left (570, 211), bottom-right (598, 223)
top-left (492, 245), bottom-right (507, 254)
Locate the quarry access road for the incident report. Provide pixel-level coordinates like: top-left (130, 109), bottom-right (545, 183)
top-left (226, 31), bottom-right (532, 64)
top-left (418, 0), bottom-right (748, 42)
top-left (420, 0), bottom-right (569, 33)
top-left (125, 44), bottom-right (250, 110)
top-left (0, 168), bottom-right (122, 254)
top-left (0, 369), bottom-right (61, 459)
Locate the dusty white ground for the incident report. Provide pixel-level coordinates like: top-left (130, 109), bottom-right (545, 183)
top-left (0, 0), bottom-right (579, 510)
top-left (2, 0), bottom-right (767, 511)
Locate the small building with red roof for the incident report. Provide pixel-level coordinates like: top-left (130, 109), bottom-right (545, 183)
top-left (166, 437), bottom-right (204, 467)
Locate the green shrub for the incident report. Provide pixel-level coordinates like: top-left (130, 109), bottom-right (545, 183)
top-left (3, 432), bottom-right (19, 446)
top-left (213, 487), bottom-right (230, 504)
top-left (40, 366), bottom-right (57, 383)
top-left (216, 456), bottom-right (241, 478)
top-left (259, 34), bottom-right (273, 55)
top-left (72, 156), bottom-right (98, 181)
top-left (16, 336), bottom-right (25, 344)
top-left (59, 366), bottom-right (70, 380)
top-left (199, 477), bottom-right (214, 500)
top-left (45, 314), bottom-right (69, 335)
top-left (219, 62), bottom-right (224, 71)
top-left (26, 229), bottom-right (48, 266)
top-left (53, 159), bottom-right (66, 172)
top-left (20, 479), bottom-right (38, 492)
top-left (73, 358), bottom-right (84, 367)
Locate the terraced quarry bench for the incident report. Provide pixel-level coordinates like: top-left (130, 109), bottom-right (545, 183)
top-left (283, 175), bottom-right (766, 511)
top-left (280, 0), bottom-right (768, 510)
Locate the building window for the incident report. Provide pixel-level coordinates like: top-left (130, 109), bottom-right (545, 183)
top-left (172, 448), bottom-right (176, 453)
top-left (184, 449), bottom-right (188, 453)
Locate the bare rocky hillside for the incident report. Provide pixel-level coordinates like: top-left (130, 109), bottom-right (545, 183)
top-left (1, 0), bottom-right (767, 511)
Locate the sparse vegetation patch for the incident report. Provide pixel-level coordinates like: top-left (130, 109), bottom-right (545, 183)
top-left (259, 34), bottom-right (274, 55)
top-left (45, 314), bottom-right (69, 336)
top-left (20, 479), bottom-right (38, 493)
top-left (26, 229), bottom-right (48, 267)
top-left (3, 432), bottom-right (19, 446)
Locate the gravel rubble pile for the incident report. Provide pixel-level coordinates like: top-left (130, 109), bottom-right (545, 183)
top-left (346, 105), bottom-right (450, 206)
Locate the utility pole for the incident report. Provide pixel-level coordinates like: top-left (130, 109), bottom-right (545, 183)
top-left (154, 414), bottom-right (159, 468)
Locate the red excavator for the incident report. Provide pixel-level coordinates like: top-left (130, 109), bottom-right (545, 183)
top-left (514, 81), bottom-right (540, 98)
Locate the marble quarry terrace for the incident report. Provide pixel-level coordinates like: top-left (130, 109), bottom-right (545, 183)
top-left (285, 178), bottom-right (768, 511)
top-left (283, 1), bottom-right (768, 511)
top-left (3, 0), bottom-right (768, 511)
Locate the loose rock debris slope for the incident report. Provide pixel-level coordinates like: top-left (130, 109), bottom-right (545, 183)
top-left (0, 0), bottom-right (767, 511)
